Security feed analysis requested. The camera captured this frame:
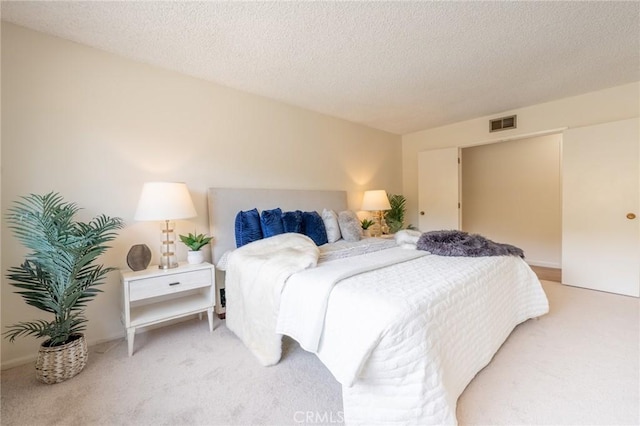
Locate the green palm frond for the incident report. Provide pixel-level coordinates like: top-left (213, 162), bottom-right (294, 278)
top-left (3, 313), bottom-right (87, 346)
top-left (4, 192), bottom-right (124, 346)
top-left (3, 319), bottom-right (57, 343)
top-left (384, 194), bottom-right (407, 233)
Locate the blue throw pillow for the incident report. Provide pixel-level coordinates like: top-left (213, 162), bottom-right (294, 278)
top-left (261, 208), bottom-right (284, 238)
top-left (302, 211), bottom-right (329, 246)
top-left (282, 210), bottom-right (303, 233)
top-left (235, 208), bottom-right (263, 247)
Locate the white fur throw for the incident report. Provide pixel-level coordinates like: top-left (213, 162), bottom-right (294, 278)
top-left (225, 233), bottom-right (319, 365)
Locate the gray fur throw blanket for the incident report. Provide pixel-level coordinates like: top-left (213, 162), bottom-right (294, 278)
top-left (417, 230), bottom-right (524, 258)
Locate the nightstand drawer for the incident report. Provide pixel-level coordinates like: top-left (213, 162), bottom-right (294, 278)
top-left (129, 269), bottom-right (212, 301)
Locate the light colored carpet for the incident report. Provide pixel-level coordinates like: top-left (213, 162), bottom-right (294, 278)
top-left (1, 281), bottom-right (638, 426)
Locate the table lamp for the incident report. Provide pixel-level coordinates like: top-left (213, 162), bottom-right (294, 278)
top-left (134, 182), bottom-right (197, 269)
top-left (361, 189), bottom-right (391, 237)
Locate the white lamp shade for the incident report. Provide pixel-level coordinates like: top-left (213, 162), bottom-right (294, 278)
top-left (361, 190), bottom-right (391, 211)
top-left (134, 182), bottom-right (197, 221)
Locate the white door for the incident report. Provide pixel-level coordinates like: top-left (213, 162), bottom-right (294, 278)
top-left (418, 147), bottom-right (460, 231)
top-left (562, 118), bottom-right (639, 297)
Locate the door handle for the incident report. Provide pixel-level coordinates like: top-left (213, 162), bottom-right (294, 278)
top-left (627, 213), bottom-right (636, 220)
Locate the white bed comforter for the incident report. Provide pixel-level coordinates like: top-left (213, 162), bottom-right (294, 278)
top-left (277, 247), bottom-right (428, 354)
top-left (312, 253), bottom-right (548, 425)
top-left (226, 236), bottom-right (549, 425)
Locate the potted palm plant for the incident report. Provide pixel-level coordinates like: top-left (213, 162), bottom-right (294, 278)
top-left (384, 194), bottom-right (407, 234)
top-left (4, 192), bottom-right (123, 384)
top-left (179, 232), bottom-right (213, 264)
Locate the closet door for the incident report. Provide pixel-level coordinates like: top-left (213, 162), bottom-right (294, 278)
top-left (418, 147), bottom-right (460, 231)
top-left (562, 118), bottom-right (639, 297)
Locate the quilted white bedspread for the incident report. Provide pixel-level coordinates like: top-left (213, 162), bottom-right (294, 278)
top-left (225, 235), bottom-right (549, 425)
top-left (277, 247), bottom-right (428, 354)
top-left (279, 250), bottom-right (549, 425)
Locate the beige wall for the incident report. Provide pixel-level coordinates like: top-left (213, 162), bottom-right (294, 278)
top-left (461, 134), bottom-right (562, 267)
top-left (0, 23), bottom-right (401, 367)
top-left (403, 82), bottom-right (640, 230)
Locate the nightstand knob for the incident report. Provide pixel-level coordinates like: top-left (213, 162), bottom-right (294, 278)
top-left (420, 211), bottom-right (425, 216)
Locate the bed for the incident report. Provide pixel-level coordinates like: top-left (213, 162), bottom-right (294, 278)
top-left (207, 188), bottom-right (549, 425)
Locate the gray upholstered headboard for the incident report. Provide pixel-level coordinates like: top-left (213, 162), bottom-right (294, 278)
top-left (207, 188), bottom-right (348, 264)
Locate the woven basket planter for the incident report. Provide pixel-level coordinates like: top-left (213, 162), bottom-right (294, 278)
top-left (35, 334), bottom-right (88, 384)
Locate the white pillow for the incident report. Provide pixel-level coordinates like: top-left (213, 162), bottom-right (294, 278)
top-left (394, 229), bottom-right (422, 246)
top-left (216, 250), bottom-right (233, 271)
top-left (395, 229), bottom-right (425, 251)
top-left (322, 209), bottom-right (342, 243)
top-left (338, 210), bottom-right (362, 242)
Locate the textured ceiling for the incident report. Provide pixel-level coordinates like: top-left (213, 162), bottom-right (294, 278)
top-left (2, 1), bottom-right (639, 135)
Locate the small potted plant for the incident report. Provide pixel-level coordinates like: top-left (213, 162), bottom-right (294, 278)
top-left (361, 218), bottom-right (375, 237)
top-left (179, 232), bottom-right (213, 265)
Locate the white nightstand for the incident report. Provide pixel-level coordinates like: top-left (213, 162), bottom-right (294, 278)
top-left (120, 262), bottom-right (216, 356)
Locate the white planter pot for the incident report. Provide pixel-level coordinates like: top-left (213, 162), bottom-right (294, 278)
top-left (187, 250), bottom-right (204, 265)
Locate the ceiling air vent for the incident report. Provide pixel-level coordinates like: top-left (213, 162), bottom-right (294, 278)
top-left (489, 115), bottom-right (517, 132)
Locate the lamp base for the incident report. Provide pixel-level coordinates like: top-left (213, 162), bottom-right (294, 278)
top-left (380, 216), bottom-right (390, 235)
top-left (372, 210), bottom-right (393, 236)
top-left (159, 220), bottom-right (178, 269)
top-left (158, 260), bottom-right (179, 270)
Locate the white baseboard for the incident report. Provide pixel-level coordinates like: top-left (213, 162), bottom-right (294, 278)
top-left (1, 353), bottom-right (39, 371)
top-left (1, 314), bottom-right (206, 370)
top-left (1, 331), bottom-right (125, 370)
top-left (526, 259), bottom-right (561, 269)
